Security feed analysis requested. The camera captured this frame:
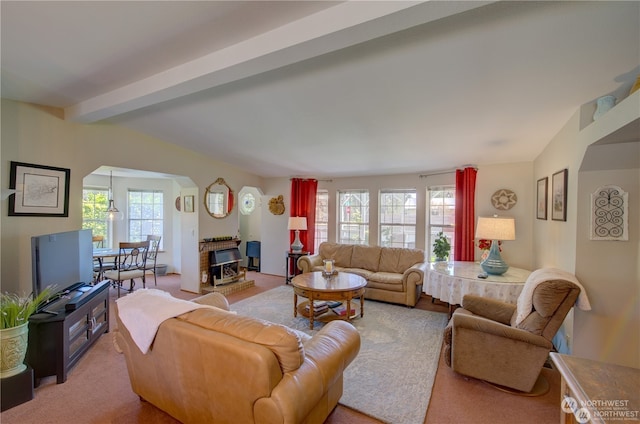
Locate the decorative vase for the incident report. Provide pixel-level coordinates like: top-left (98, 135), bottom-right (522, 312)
top-left (0, 322), bottom-right (29, 378)
top-left (593, 95), bottom-right (616, 121)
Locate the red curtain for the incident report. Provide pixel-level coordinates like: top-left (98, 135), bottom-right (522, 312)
top-left (454, 167), bottom-right (477, 261)
top-left (290, 178), bottom-right (318, 254)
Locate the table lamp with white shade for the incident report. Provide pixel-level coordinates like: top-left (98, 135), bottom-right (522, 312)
top-left (288, 216), bottom-right (307, 252)
top-left (475, 215), bottom-right (516, 275)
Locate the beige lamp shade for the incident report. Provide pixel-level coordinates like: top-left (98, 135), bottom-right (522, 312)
top-left (475, 216), bottom-right (515, 241)
top-left (288, 217), bottom-right (307, 231)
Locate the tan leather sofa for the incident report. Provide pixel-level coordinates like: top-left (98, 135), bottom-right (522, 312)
top-left (297, 242), bottom-right (427, 307)
top-left (115, 292), bottom-right (360, 424)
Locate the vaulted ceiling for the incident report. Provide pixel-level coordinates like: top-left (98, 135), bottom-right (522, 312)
top-left (2, 1), bottom-right (638, 178)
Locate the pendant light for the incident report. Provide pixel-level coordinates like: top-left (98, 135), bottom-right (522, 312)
top-left (107, 170), bottom-right (124, 221)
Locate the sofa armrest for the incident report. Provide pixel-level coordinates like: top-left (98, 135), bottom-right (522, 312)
top-left (191, 292), bottom-right (230, 311)
top-left (452, 312), bottom-right (550, 348)
top-left (403, 261), bottom-right (427, 286)
top-left (297, 254), bottom-right (323, 273)
top-left (254, 321), bottom-right (360, 423)
top-left (461, 295), bottom-right (515, 325)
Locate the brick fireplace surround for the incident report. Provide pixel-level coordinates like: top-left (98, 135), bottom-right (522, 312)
top-left (199, 239), bottom-right (241, 292)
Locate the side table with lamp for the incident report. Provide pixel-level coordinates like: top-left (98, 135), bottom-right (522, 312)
top-left (286, 216), bottom-right (308, 284)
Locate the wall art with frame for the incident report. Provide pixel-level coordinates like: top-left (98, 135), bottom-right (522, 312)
top-left (184, 195), bottom-right (195, 213)
top-left (551, 169), bottom-right (568, 222)
top-left (9, 161), bottom-right (70, 217)
top-left (536, 177), bottom-right (548, 220)
top-left (590, 185), bottom-right (628, 241)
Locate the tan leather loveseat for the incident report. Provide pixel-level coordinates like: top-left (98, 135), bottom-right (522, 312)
top-left (115, 292), bottom-right (360, 424)
top-left (297, 242), bottom-right (427, 307)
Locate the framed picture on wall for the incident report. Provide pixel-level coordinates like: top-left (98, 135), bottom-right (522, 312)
top-left (8, 161), bottom-right (70, 217)
top-left (184, 195), bottom-right (195, 213)
top-left (536, 177), bottom-right (548, 220)
top-left (551, 169), bottom-right (568, 221)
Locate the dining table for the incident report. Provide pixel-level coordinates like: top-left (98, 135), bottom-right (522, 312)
top-left (93, 248), bottom-right (119, 281)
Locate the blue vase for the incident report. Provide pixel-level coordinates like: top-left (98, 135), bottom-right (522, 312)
top-left (480, 240), bottom-right (509, 275)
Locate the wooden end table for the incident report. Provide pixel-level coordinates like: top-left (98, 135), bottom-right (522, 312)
top-left (291, 272), bottom-right (366, 329)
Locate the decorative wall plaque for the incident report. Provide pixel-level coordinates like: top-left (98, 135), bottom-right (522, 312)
top-left (491, 188), bottom-right (517, 210)
top-left (590, 185), bottom-right (628, 241)
top-left (268, 195), bottom-right (285, 215)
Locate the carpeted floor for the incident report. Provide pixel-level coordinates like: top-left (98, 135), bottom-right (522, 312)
top-left (0, 272), bottom-right (561, 424)
top-left (231, 285), bottom-right (448, 424)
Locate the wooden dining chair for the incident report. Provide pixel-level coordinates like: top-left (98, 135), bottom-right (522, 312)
top-left (104, 241), bottom-right (150, 297)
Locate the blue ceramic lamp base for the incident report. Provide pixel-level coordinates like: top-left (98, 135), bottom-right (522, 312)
top-left (291, 230), bottom-right (303, 253)
top-left (480, 240), bottom-right (509, 275)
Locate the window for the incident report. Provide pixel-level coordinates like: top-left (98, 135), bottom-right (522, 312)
top-left (427, 186), bottom-right (455, 261)
top-left (314, 190), bottom-right (329, 252)
top-left (82, 187), bottom-right (110, 246)
top-left (128, 190), bottom-right (163, 247)
top-left (338, 190), bottom-right (369, 245)
top-left (379, 189), bottom-right (416, 248)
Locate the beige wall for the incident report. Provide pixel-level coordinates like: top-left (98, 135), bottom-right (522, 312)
top-left (1, 99), bottom-right (262, 294)
top-left (533, 90), bottom-right (640, 368)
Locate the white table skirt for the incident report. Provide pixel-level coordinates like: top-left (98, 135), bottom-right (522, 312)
top-left (424, 261), bottom-right (531, 306)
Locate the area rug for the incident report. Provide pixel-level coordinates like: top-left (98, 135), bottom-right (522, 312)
top-left (231, 285), bottom-right (448, 424)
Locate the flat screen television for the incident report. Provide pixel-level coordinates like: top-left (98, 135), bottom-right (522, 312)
top-left (31, 229), bottom-right (94, 297)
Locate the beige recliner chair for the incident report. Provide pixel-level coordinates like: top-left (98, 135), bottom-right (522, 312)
top-left (443, 268), bottom-right (585, 393)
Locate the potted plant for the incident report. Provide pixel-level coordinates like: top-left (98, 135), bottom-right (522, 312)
top-left (1, 288), bottom-right (54, 378)
top-left (433, 232), bottom-right (451, 262)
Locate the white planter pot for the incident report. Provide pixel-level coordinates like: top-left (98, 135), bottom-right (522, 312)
top-left (1, 322), bottom-right (29, 378)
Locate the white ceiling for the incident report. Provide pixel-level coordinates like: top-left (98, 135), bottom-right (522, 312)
top-left (2, 1), bottom-right (639, 178)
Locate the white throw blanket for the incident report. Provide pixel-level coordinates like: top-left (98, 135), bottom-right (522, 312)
top-left (515, 268), bottom-right (591, 326)
top-left (116, 289), bottom-right (214, 353)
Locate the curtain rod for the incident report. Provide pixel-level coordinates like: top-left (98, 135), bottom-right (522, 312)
top-left (289, 177), bottom-right (333, 182)
top-left (419, 165), bottom-right (477, 178)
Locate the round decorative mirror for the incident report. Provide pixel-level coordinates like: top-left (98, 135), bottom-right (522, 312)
top-left (205, 178), bottom-right (234, 218)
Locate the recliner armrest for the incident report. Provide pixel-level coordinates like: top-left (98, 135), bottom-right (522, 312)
top-left (452, 312), bottom-right (551, 348)
top-left (461, 294), bottom-right (515, 325)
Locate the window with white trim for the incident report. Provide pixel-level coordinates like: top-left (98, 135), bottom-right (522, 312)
top-left (314, 190), bottom-right (329, 252)
top-left (427, 186), bottom-right (455, 261)
top-left (128, 189), bottom-right (163, 247)
top-left (338, 190), bottom-right (369, 245)
top-left (379, 189), bottom-right (416, 248)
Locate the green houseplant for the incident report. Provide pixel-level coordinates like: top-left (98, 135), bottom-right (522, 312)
top-left (432, 232), bottom-right (451, 262)
top-left (1, 288), bottom-right (54, 378)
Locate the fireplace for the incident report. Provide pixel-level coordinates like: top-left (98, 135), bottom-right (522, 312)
top-left (209, 247), bottom-right (244, 286)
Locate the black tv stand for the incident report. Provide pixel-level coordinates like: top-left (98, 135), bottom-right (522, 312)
top-left (27, 281), bottom-right (110, 385)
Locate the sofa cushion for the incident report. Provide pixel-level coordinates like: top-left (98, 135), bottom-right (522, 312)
top-left (378, 247), bottom-right (425, 273)
top-left (342, 268), bottom-right (375, 281)
top-left (350, 245), bottom-right (381, 272)
top-left (319, 243), bottom-right (354, 268)
top-left (181, 308), bottom-right (305, 373)
top-left (366, 272), bottom-right (404, 292)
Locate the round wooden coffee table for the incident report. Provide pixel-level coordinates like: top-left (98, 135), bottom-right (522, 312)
top-left (291, 272), bottom-right (366, 329)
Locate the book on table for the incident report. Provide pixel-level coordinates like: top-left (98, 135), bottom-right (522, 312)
top-left (331, 305), bottom-right (355, 316)
top-left (304, 301), bottom-right (329, 316)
